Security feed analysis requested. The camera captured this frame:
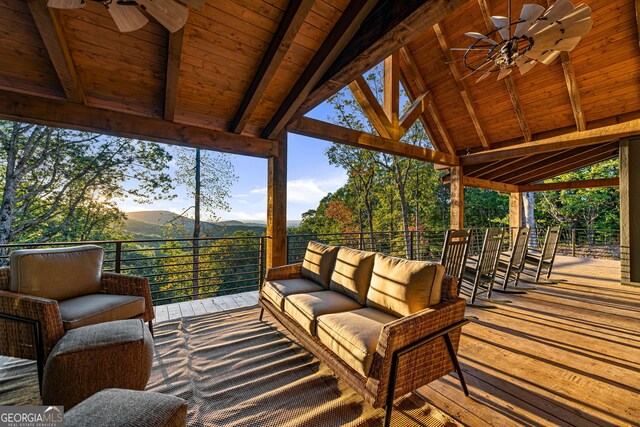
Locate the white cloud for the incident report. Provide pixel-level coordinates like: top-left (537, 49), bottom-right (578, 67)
top-left (249, 175), bottom-right (347, 205)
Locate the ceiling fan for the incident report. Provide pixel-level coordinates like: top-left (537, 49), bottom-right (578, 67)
top-left (47, 0), bottom-right (204, 33)
top-left (455, 0), bottom-right (593, 82)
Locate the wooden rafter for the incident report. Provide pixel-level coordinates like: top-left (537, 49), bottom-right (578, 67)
top-left (472, 155), bottom-right (539, 179)
top-left (288, 117), bottom-right (459, 166)
top-left (463, 176), bottom-right (519, 193)
top-left (433, 23), bottom-right (490, 149)
top-left (384, 52), bottom-right (401, 135)
top-left (398, 47), bottom-right (455, 154)
top-left (477, 150), bottom-right (573, 181)
top-left (230, 0), bottom-right (314, 134)
top-left (637, 0), bottom-right (640, 48)
top-left (477, 0), bottom-right (531, 141)
top-left (519, 177), bottom-right (619, 192)
top-left (261, 0), bottom-right (378, 139)
top-left (348, 76), bottom-right (393, 138)
top-left (0, 90), bottom-right (277, 158)
top-left (27, 0), bottom-right (85, 104)
top-left (460, 118), bottom-right (640, 165)
top-left (560, 52), bottom-right (586, 131)
top-left (164, 28), bottom-right (184, 122)
top-left (298, 0), bottom-right (469, 120)
top-left (399, 93), bottom-right (426, 136)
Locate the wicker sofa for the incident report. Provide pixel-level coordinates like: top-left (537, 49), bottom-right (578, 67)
top-left (259, 242), bottom-right (469, 427)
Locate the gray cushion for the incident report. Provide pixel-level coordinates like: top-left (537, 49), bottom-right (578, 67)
top-left (301, 241), bottom-right (339, 288)
top-left (65, 389), bottom-right (187, 427)
top-left (58, 294), bottom-right (145, 331)
top-left (10, 245), bottom-right (104, 300)
top-left (43, 319), bottom-right (154, 409)
top-left (262, 278), bottom-right (325, 310)
top-left (284, 290), bottom-right (362, 335)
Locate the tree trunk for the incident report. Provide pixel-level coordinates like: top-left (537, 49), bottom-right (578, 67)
top-left (192, 149), bottom-right (201, 300)
top-left (523, 192), bottom-right (537, 249)
top-left (0, 133), bottom-right (19, 249)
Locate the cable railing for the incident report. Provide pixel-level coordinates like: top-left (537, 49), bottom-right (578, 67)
top-left (0, 227), bottom-right (620, 306)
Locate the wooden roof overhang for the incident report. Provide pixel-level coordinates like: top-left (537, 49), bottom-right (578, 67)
top-left (0, 0), bottom-right (638, 187)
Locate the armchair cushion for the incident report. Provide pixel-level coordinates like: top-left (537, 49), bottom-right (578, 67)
top-left (58, 294), bottom-right (145, 331)
top-left (366, 254), bottom-right (444, 317)
top-left (10, 245), bottom-right (104, 301)
top-left (301, 241), bottom-right (339, 288)
top-left (317, 308), bottom-right (397, 377)
top-left (329, 247), bottom-right (376, 304)
top-left (284, 290), bottom-right (362, 335)
top-left (261, 278), bottom-right (325, 311)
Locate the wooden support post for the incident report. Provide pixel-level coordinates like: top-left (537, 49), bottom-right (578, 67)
top-left (267, 132), bottom-right (288, 270)
top-left (619, 138), bottom-right (640, 286)
top-left (450, 166), bottom-right (464, 230)
top-left (509, 192), bottom-right (523, 245)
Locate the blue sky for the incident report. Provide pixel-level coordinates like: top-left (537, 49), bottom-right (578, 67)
top-left (116, 101), bottom-right (347, 222)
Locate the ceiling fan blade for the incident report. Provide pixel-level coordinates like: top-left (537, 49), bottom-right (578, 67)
top-left (514, 4), bottom-right (546, 37)
top-left (497, 68), bottom-right (512, 80)
top-left (108, 2), bottom-right (148, 32)
top-left (47, 0), bottom-right (85, 9)
top-left (525, 0), bottom-right (575, 37)
top-left (538, 50), bottom-right (562, 64)
top-left (516, 56), bottom-right (537, 75)
top-left (490, 16), bottom-right (510, 40)
top-left (138, 0), bottom-right (189, 33)
top-left (531, 19), bottom-right (592, 51)
top-left (449, 47), bottom-right (494, 51)
top-left (476, 72), bottom-right (492, 83)
top-left (465, 31), bottom-right (498, 45)
top-left (177, 0), bottom-right (204, 10)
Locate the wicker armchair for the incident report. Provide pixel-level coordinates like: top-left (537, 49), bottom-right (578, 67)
top-left (259, 262), bottom-right (468, 427)
top-left (0, 246), bottom-right (154, 390)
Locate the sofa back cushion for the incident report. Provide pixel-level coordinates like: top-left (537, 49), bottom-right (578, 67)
top-left (301, 241), bottom-right (339, 288)
top-left (329, 247), bottom-right (376, 304)
top-left (366, 253), bottom-right (444, 317)
top-left (10, 245), bottom-right (104, 301)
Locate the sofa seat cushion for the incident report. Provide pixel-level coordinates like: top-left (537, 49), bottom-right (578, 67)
top-left (301, 241), bottom-right (340, 288)
top-left (329, 247), bottom-right (376, 305)
top-left (284, 291), bottom-right (362, 335)
top-left (58, 294), bottom-right (145, 331)
top-left (366, 253), bottom-right (445, 317)
top-left (262, 278), bottom-right (325, 311)
top-left (317, 308), bottom-right (397, 377)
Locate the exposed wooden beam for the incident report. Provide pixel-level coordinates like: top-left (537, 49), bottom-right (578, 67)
top-left (450, 166), bottom-right (464, 229)
top-left (384, 52), bottom-right (400, 136)
top-left (298, 0), bottom-right (469, 119)
top-left (560, 53), bottom-right (586, 131)
top-left (164, 28), bottom-right (184, 122)
top-left (230, 0), bottom-right (314, 134)
top-left (261, 0), bottom-right (378, 139)
top-left (463, 176), bottom-right (519, 193)
top-left (399, 93), bottom-right (426, 136)
top-left (398, 47), bottom-right (454, 154)
top-left (478, 150), bottom-right (572, 182)
top-left (266, 132), bottom-right (288, 269)
top-left (433, 23), bottom-right (490, 149)
top-left (636, 0), bottom-right (640, 48)
top-left (27, 0), bottom-right (85, 104)
top-left (519, 177), bottom-right (619, 192)
top-left (460, 119), bottom-right (640, 165)
top-left (471, 155), bottom-right (538, 179)
top-left (509, 193), bottom-right (523, 231)
top-left (288, 116), bottom-right (459, 166)
top-left (477, 0), bottom-right (531, 141)
top-left (0, 90), bottom-right (277, 158)
top-left (348, 75), bottom-right (392, 138)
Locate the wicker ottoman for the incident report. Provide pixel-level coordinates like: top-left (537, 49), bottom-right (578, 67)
top-left (65, 388), bottom-right (187, 427)
top-left (42, 319), bottom-right (154, 409)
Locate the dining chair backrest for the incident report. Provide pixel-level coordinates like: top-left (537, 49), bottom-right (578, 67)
top-left (476, 228), bottom-right (504, 277)
top-left (541, 226), bottom-right (561, 262)
top-left (441, 229), bottom-right (472, 283)
top-left (511, 227), bottom-right (531, 269)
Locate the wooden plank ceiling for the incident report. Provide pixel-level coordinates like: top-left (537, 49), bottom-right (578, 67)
top-left (0, 0), bottom-right (637, 183)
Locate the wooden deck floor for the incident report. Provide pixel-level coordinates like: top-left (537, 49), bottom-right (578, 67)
top-left (416, 255), bottom-right (639, 427)
top-left (153, 290), bottom-right (259, 321)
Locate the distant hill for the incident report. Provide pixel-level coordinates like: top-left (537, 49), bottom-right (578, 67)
top-left (124, 211), bottom-right (268, 239)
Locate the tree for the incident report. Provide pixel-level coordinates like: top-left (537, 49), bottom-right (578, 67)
top-left (0, 121), bottom-right (174, 245)
top-left (173, 147), bottom-right (237, 298)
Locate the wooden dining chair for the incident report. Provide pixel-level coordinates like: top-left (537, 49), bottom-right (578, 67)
top-left (523, 226), bottom-right (562, 282)
top-left (494, 227), bottom-right (531, 293)
top-left (460, 228), bottom-right (504, 305)
top-left (440, 229), bottom-right (472, 292)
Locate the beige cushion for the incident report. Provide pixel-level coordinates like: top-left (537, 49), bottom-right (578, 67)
top-left (301, 241), bottom-right (339, 288)
top-left (366, 253), bottom-right (444, 317)
top-left (10, 245), bottom-right (104, 301)
top-left (329, 247), bottom-right (376, 304)
top-left (261, 278), bottom-right (325, 310)
top-left (58, 294), bottom-right (145, 331)
top-left (284, 291), bottom-right (362, 335)
top-left (317, 308), bottom-right (397, 376)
